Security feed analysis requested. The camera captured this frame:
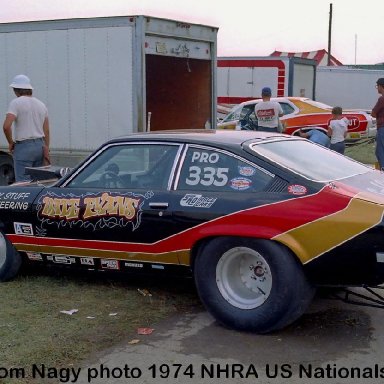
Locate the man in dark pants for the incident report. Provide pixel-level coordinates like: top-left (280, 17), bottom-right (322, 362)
top-left (372, 78), bottom-right (384, 170)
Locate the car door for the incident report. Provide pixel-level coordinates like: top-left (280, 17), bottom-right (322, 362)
top-left (33, 141), bottom-right (184, 270)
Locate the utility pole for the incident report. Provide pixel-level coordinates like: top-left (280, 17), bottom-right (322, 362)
top-left (327, 3), bottom-right (333, 66)
top-left (355, 34), bottom-right (357, 65)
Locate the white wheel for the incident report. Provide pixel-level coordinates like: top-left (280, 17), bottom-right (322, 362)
top-left (216, 246), bottom-right (272, 309)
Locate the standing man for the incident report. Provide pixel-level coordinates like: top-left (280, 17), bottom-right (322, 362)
top-left (3, 74), bottom-right (50, 182)
top-left (254, 87), bottom-right (284, 132)
top-left (372, 78), bottom-right (384, 170)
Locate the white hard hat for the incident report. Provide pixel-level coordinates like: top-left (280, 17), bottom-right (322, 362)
top-left (9, 74), bottom-right (33, 90)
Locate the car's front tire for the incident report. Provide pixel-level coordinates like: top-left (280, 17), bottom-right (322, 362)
top-left (0, 231), bottom-right (22, 282)
top-left (194, 237), bottom-right (315, 333)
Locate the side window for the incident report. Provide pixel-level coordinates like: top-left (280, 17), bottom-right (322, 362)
top-left (279, 103), bottom-right (295, 115)
top-left (177, 147), bottom-right (273, 192)
top-left (66, 144), bottom-right (179, 189)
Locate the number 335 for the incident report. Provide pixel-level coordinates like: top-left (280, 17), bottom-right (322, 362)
top-left (186, 166), bottom-right (228, 186)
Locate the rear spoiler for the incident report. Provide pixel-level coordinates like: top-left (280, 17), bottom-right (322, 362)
top-left (24, 165), bottom-right (72, 181)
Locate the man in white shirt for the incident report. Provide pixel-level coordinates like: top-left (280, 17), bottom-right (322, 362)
top-left (3, 74), bottom-right (50, 182)
top-left (254, 87), bottom-right (283, 132)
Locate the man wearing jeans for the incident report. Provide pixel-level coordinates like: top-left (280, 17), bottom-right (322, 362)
top-left (373, 78), bottom-right (384, 170)
top-left (2, 74), bottom-right (50, 182)
top-left (254, 87), bottom-right (283, 132)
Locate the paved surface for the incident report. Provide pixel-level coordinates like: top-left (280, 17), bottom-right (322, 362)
top-left (75, 288), bottom-right (384, 384)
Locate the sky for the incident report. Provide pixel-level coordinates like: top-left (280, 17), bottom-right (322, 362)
top-left (1, 0), bottom-right (383, 65)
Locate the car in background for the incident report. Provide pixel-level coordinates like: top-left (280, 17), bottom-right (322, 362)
top-left (2, 130), bottom-right (384, 333)
top-left (217, 97), bottom-right (377, 140)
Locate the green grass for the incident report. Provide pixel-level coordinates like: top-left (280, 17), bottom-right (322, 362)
top-left (0, 266), bottom-right (201, 383)
top-left (345, 138), bottom-right (377, 164)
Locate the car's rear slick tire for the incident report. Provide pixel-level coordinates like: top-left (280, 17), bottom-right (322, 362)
top-left (194, 237), bottom-right (315, 333)
top-left (0, 231), bottom-right (22, 282)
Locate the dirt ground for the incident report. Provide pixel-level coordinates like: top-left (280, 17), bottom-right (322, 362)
top-left (345, 138), bottom-right (377, 165)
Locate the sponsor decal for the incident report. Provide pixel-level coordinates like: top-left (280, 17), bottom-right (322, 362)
top-left (125, 262), bottom-right (144, 268)
top-left (238, 166), bottom-right (255, 177)
top-left (327, 116), bottom-right (360, 130)
top-left (180, 194), bottom-right (217, 208)
top-left (0, 192), bottom-right (30, 200)
top-left (26, 252), bottom-right (43, 261)
top-left (80, 257), bottom-right (95, 266)
top-left (36, 191), bottom-right (154, 234)
top-left (346, 117), bottom-right (360, 129)
top-left (288, 185), bottom-right (308, 195)
top-left (230, 177), bottom-right (252, 191)
top-left (101, 259), bottom-right (120, 270)
top-left (0, 192), bottom-right (30, 210)
top-left (151, 264), bottom-right (165, 270)
top-left (14, 222), bottom-right (33, 236)
top-left (47, 255), bottom-right (76, 264)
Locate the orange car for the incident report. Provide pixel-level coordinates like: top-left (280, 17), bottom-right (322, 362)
top-left (217, 97), bottom-right (376, 140)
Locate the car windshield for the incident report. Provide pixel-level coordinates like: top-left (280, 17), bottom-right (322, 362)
top-left (250, 139), bottom-right (370, 182)
top-left (221, 105), bottom-right (243, 122)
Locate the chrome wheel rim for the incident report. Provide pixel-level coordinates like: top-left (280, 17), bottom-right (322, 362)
top-left (216, 246), bottom-right (272, 309)
top-left (0, 232), bottom-right (7, 268)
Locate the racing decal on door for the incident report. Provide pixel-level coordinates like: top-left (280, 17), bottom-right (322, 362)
top-left (35, 191), bottom-right (154, 235)
top-left (180, 194), bottom-right (217, 208)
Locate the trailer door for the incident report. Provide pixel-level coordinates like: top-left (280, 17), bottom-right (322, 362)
top-left (145, 36), bottom-right (213, 131)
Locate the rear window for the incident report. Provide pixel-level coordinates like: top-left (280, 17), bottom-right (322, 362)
top-left (250, 139), bottom-right (370, 182)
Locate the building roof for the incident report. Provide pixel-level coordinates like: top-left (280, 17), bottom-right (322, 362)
top-left (270, 49), bottom-right (343, 66)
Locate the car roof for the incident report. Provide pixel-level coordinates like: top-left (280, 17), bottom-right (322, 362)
top-left (239, 97), bottom-right (308, 106)
top-left (107, 129), bottom-right (289, 148)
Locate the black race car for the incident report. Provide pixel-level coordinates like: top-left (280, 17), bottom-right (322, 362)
top-left (1, 130), bottom-right (384, 333)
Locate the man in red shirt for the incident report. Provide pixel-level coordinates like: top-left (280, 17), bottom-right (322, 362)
top-left (372, 78), bottom-right (384, 169)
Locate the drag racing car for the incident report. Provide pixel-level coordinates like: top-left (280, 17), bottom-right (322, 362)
top-left (1, 130), bottom-right (384, 333)
top-left (217, 97), bottom-right (376, 140)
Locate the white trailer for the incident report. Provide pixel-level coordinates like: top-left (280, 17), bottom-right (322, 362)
top-left (217, 56), bottom-right (316, 104)
top-left (316, 66), bottom-right (384, 110)
top-left (0, 15), bottom-right (218, 185)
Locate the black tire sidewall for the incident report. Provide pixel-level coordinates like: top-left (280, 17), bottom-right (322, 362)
top-left (0, 232), bottom-right (21, 282)
top-left (194, 237), bottom-right (313, 333)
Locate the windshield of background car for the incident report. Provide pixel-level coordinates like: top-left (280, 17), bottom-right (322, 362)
top-left (250, 139), bottom-right (370, 182)
top-left (221, 104), bottom-right (252, 122)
